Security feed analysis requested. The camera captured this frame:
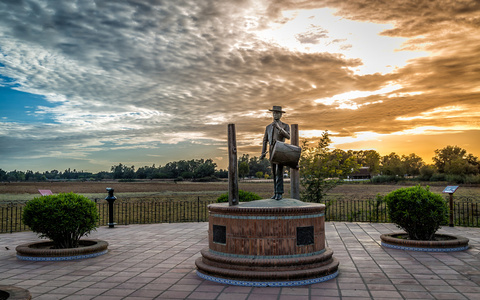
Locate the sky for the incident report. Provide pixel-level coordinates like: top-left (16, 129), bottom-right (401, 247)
top-left (1, 0), bottom-right (479, 172)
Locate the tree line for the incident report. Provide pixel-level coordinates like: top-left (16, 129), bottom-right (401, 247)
top-left (0, 159), bottom-right (224, 182)
top-left (298, 132), bottom-right (480, 203)
top-left (1, 141), bottom-right (479, 183)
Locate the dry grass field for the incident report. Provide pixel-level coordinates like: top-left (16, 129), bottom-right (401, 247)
top-left (1, 180), bottom-right (479, 232)
top-left (0, 180), bottom-right (273, 201)
top-left (1, 180), bottom-right (479, 202)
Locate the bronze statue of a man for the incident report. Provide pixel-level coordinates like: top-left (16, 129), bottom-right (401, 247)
top-left (260, 106), bottom-right (290, 200)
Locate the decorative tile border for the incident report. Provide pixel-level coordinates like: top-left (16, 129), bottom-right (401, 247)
top-left (16, 249), bottom-right (108, 261)
top-left (209, 248), bottom-right (326, 259)
top-left (211, 213), bottom-right (324, 220)
top-left (196, 270), bottom-right (338, 287)
top-left (381, 242), bottom-right (469, 252)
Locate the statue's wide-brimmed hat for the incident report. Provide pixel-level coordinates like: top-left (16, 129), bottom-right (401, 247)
top-left (269, 106), bottom-right (285, 113)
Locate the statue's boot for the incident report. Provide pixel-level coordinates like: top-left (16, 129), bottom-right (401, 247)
top-left (270, 194), bottom-right (276, 199)
top-left (275, 194), bottom-right (283, 200)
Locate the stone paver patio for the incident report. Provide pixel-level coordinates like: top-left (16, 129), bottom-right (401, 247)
top-left (1, 222), bottom-right (480, 299)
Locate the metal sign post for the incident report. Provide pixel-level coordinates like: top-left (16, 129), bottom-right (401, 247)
top-left (442, 186), bottom-right (459, 227)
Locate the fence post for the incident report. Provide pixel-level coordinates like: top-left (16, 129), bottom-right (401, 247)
top-left (197, 196), bottom-right (200, 222)
top-left (10, 203), bottom-right (13, 234)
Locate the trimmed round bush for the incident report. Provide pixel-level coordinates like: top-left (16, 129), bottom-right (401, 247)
top-left (217, 190), bottom-right (262, 203)
top-left (23, 192), bottom-right (99, 249)
top-left (385, 185), bottom-right (448, 241)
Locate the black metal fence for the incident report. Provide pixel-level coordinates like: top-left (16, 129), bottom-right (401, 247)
top-left (322, 198), bottom-right (389, 223)
top-left (96, 198), bottom-right (215, 226)
top-left (1, 196), bottom-right (480, 234)
top-left (0, 201), bottom-right (29, 233)
top-left (0, 197), bottom-right (216, 234)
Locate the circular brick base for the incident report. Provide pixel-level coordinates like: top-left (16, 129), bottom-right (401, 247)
top-left (16, 239), bottom-right (108, 261)
top-left (381, 232), bottom-right (469, 252)
top-left (0, 285), bottom-right (31, 300)
top-left (196, 199), bottom-right (339, 285)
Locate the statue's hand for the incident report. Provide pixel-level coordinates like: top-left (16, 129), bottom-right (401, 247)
top-left (259, 153), bottom-right (266, 160)
top-left (273, 121), bottom-right (281, 130)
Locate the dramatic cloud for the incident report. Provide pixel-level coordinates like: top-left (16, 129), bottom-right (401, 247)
top-left (0, 0), bottom-right (479, 171)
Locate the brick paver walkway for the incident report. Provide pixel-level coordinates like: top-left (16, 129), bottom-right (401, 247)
top-left (1, 222), bottom-right (479, 299)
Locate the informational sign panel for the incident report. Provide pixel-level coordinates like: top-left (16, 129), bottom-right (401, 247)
top-left (443, 186), bottom-right (459, 194)
top-left (38, 189), bottom-right (53, 196)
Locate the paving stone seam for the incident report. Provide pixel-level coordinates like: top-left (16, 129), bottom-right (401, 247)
top-left (346, 222), bottom-right (433, 300)
top-left (332, 222), bottom-right (375, 299)
top-left (414, 228), bottom-right (480, 296)
top-left (359, 222), bottom-right (477, 299)
top-left (355, 222), bottom-right (434, 300)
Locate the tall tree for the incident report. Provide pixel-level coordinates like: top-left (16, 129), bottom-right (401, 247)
top-left (111, 163), bottom-right (135, 179)
top-left (401, 153), bottom-right (425, 177)
top-left (433, 145), bottom-right (467, 173)
top-left (381, 153), bottom-right (403, 176)
top-left (300, 131), bottom-right (359, 203)
top-left (238, 161), bottom-right (250, 179)
top-left (433, 145), bottom-right (479, 175)
top-left (194, 159), bottom-right (217, 178)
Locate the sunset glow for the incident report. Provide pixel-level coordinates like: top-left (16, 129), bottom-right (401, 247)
top-left (252, 8), bottom-right (427, 74)
top-left (0, 0), bottom-right (479, 171)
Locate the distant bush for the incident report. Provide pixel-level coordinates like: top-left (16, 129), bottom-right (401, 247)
top-left (23, 193), bottom-right (99, 249)
top-left (443, 174), bottom-right (480, 184)
top-left (194, 175), bottom-right (219, 182)
top-left (465, 174), bottom-right (480, 184)
top-left (370, 175), bottom-right (399, 183)
top-left (180, 171), bottom-right (195, 179)
top-left (429, 173), bottom-right (446, 182)
top-left (217, 190), bottom-right (262, 203)
top-left (385, 185), bottom-right (448, 240)
top-left (445, 174), bottom-right (466, 184)
top-left (419, 165), bottom-right (436, 181)
top-left (118, 178), bottom-right (135, 182)
top-left (214, 170), bottom-right (228, 178)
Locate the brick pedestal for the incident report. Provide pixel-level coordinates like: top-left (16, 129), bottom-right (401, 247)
top-left (196, 199), bottom-right (339, 286)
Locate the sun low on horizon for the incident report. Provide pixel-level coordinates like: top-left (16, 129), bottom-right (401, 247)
top-left (0, 0), bottom-right (479, 172)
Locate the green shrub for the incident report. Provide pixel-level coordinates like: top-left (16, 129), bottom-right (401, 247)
top-left (217, 190), bottom-right (262, 203)
top-left (22, 192), bottom-right (99, 249)
top-left (384, 185), bottom-right (448, 240)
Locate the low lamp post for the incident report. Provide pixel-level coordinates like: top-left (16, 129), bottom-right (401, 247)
top-left (105, 188), bottom-right (117, 228)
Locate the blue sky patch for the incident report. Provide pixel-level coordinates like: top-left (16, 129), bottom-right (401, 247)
top-left (0, 86), bottom-right (59, 124)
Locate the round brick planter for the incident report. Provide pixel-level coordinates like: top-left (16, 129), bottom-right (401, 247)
top-left (16, 239), bottom-right (108, 261)
top-left (0, 285), bottom-right (31, 300)
top-left (196, 199), bottom-right (339, 286)
top-left (380, 232), bottom-right (469, 252)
